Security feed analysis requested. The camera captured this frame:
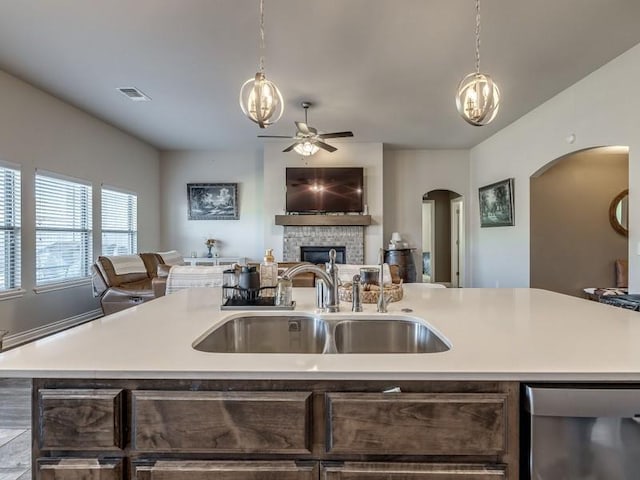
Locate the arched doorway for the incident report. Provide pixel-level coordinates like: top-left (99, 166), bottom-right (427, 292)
top-left (422, 189), bottom-right (464, 287)
top-left (530, 146), bottom-right (629, 297)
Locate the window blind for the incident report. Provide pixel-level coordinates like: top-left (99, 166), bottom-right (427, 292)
top-left (35, 172), bottom-right (92, 286)
top-left (0, 165), bottom-right (21, 291)
top-left (101, 187), bottom-right (137, 255)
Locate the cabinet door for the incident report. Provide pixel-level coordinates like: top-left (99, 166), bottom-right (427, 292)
top-left (132, 390), bottom-right (312, 453)
top-left (326, 393), bottom-right (507, 455)
top-left (133, 460), bottom-right (318, 480)
top-left (37, 458), bottom-right (122, 480)
top-left (38, 389), bottom-right (123, 450)
top-left (322, 462), bottom-right (506, 480)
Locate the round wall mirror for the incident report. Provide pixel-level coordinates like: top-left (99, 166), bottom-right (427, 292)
top-left (609, 189), bottom-right (628, 237)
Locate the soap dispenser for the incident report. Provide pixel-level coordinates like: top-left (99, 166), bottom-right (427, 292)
top-left (260, 248), bottom-right (278, 297)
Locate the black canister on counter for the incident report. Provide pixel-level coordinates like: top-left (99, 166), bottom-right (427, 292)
top-left (238, 266), bottom-right (260, 290)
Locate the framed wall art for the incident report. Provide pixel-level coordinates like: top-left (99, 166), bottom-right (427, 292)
top-left (478, 178), bottom-right (514, 227)
top-left (187, 183), bottom-right (239, 220)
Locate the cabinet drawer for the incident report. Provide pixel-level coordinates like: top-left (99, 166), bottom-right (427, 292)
top-left (322, 462), bottom-right (506, 479)
top-left (37, 458), bottom-right (122, 480)
top-left (133, 460), bottom-right (318, 480)
top-left (39, 389), bottom-right (123, 450)
top-left (326, 393), bottom-right (507, 455)
top-left (132, 390), bottom-right (312, 453)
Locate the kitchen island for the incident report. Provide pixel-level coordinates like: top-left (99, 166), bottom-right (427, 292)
top-left (1, 286), bottom-right (639, 380)
top-left (1, 286), bottom-right (640, 479)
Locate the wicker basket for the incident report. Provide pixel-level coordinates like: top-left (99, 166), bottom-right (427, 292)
top-left (338, 281), bottom-right (403, 304)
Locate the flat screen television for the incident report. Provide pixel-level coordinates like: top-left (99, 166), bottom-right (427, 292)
top-left (286, 167), bottom-right (364, 213)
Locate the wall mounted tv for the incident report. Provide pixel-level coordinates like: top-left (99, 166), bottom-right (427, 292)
top-left (286, 167), bottom-right (364, 213)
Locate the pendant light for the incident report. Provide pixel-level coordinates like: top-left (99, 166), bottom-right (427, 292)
top-left (239, 0), bottom-right (284, 128)
top-left (455, 0), bottom-right (500, 126)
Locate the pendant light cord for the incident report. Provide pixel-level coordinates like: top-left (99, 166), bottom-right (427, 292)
top-left (259, 0), bottom-right (266, 73)
top-left (475, 0), bottom-right (481, 74)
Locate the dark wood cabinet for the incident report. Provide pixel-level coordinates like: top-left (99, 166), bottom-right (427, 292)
top-left (133, 460), bottom-right (318, 480)
top-left (37, 458), bottom-right (122, 480)
top-left (39, 389), bottom-right (122, 450)
top-left (33, 379), bottom-right (519, 480)
top-left (326, 392), bottom-right (507, 455)
top-left (131, 390), bottom-right (312, 454)
top-left (321, 462), bottom-right (506, 480)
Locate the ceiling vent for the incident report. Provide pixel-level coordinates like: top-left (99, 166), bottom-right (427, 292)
top-left (117, 87), bottom-right (151, 101)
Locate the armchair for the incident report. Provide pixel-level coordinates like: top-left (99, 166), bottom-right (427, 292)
top-left (92, 253), bottom-right (164, 315)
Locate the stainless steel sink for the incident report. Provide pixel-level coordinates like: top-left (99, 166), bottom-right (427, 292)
top-left (193, 314), bottom-right (450, 354)
top-left (333, 319), bottom-right (450, 354)
top-left (193, 315), bottom-right (327, 353)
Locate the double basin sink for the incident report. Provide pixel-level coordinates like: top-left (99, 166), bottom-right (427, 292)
top-left (193, 313), bottom-right (450, 354)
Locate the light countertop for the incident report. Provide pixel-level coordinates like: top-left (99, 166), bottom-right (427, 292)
top-left (1, 285), bottom-right (639, 381)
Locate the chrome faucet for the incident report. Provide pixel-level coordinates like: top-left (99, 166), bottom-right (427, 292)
top-left (377, 249), bottom-right (388, 313)
top-left (282, 249), bottom-right (340, 312)
top-left (352, 274), bottom-right (363, 312)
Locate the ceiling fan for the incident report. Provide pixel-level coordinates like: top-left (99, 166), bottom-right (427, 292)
top-left (258, 102), bottom-right (353, 155)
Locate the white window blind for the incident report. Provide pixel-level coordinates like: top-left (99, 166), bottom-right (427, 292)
top-left (101, 187), bottom-right (137, 255)
top-left (0, 165), bottom-right (21, 291)
top-left (35, 172), bottom-right (92, 286)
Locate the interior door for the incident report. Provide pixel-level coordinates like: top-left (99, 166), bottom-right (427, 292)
top-left (450, 198), bottom-right (464, 288)
top-left (421, 200), bottom-right (435, 283)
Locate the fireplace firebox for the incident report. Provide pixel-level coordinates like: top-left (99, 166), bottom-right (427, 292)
top-left (300, 246), bottom-right (346, 265)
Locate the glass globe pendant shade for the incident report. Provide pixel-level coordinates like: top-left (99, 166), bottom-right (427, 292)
top-left (455, 72), bottom-right (500, 126)
top-left (293, 140), bottom-right (320, 156)
top-left (239, 71), bottom-right (284, 128)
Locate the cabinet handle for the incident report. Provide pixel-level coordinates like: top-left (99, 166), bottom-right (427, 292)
top-left (383, 386), bottom-right (402, 393)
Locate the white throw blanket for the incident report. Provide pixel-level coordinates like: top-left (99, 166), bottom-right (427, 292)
top-left (107, 254), bottom-right (147, 275)
top-left (166, 265), bottom-right (227, 295)
top-left (157, 250), bottom-right (184, 266)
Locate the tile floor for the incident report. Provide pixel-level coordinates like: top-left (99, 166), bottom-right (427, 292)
top-left (0, 379), bottom-right (31, 479)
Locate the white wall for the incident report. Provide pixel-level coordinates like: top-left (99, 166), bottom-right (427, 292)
top-left (0, 70), bottom-right (160, 337)
top-left (160, 150), bottom-right (264, 261)
top-left (263, 142), bottom-right (384, 264)
top-left (383, 149), bottom-right (470, 284)
top-left (470, 43), bottom-right (640, 292)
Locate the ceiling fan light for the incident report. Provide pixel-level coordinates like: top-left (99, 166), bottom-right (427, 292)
top-left (293, 140), bottom-right (320, 156)
top-left (239, 72), bottom-right (284, 128)
top-left (455, 72), bottom-right (500, 126)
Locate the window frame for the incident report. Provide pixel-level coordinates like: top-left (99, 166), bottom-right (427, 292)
top-left (0, 160), bottom-right (21, 296)
top-left (34, 170), bottom-right (93, 288)
top-left (101, 185), bottom-right (138, 256)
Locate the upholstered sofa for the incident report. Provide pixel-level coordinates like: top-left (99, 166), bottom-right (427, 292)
top-left (91, 251), bottom-right (183, 315)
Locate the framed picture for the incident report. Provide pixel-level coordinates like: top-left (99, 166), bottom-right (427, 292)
top-left (478, 178), bottom-right (514, 227)
top-left (187, 183), bottom-right (239, 220)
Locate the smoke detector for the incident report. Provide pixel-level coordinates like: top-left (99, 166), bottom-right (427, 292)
top-left (117, 87), bottom-right (151, 101)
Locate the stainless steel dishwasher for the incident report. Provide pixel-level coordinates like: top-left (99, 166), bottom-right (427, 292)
top-left (525, 385), bottom-right (640, 479)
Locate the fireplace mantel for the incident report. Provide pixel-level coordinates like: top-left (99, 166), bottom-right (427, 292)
top-left (274, 214), bottom-right (371, 226)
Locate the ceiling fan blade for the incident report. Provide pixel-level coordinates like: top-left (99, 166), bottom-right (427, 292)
top-left (315, 140), bottom-right (338, 153)
top-left (257, 135), bottom-right (295, 138)
top-left (295, 121), bottom-right (311, 135)
top-left (282, 143), bottom-right (299, 152)
top-left (318, 131), bottom-right (354, 139)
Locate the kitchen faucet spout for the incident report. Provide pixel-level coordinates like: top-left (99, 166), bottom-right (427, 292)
top-left (282, 249), bottom-right (340, 312)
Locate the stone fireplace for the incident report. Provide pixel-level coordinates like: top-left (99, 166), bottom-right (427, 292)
top-left (283, 226), bottom-right (364, 264)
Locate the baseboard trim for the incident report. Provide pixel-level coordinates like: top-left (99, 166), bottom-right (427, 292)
top-left (2, 309), bottom-right (103, 350)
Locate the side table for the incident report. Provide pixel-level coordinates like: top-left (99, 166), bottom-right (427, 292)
top-left (183, 256), bottom-right (246, 266)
